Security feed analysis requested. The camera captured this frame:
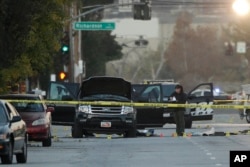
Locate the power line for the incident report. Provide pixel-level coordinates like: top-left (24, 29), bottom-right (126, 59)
top-left (150, 0), bottom-right (232, 9)
top-left (152, 0), bottom-right (232, 4)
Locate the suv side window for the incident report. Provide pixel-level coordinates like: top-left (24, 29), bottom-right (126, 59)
top-left (141, 85), bottom-right (161, 102)
top-left (47, 82), bottom-right (79, 100)
top-left (189, 85), bottom-right (213, 97)
top-left (162, 84), bottom-right (176, 97)
top-left (191, 91), bottom-right (202, 97)
top-left (49, 83), bottom-right (70, 100)
top-left (204, 91), bottom-right (212, 96)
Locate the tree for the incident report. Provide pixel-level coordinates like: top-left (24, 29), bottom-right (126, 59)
top-left (82, 31), bottom-right (122, 77)
top-left (165, 11), bottom-right (237, 89)
top-left (81, 0), bottom-right (122, 77)
top-left (222, 15), bottom-right (250, 82)
top-left (0, 0), bottom-right (34, 92)
top-left (0, 0), bottom-right (73, 93)
top-left (23, 0), bottom-right (71, 89)
top-left (128, 47), bottom-right (171, 82)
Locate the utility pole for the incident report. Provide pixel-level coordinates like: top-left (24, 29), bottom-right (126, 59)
top-left (69, 5), bottom-right (75, 82)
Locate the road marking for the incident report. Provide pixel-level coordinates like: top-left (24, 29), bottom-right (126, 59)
top-left (194, 123), bottom-right (250, 127)
top-left (199, 146), bottom-right (205, 149)
top-left (187, 139), bottom-right (220, 165)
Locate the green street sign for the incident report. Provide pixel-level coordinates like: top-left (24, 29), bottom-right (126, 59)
top-left (73, 22), bottom-right (115, 31)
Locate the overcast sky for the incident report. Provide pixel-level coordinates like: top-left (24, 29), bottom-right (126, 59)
top-left (105, 18), bottom-right (159, 38)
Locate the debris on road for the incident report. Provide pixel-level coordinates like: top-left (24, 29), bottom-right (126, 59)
top-left (190, 127), bottom-right (250, 136)
top-left (137, 129), bottom-right (155, 137)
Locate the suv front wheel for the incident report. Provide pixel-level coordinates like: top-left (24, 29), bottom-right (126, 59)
top-left (72, 121), bottom-right (83, 138)
top-left (125, 122), bottom-right (137, 138)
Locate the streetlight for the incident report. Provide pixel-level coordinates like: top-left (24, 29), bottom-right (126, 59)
top-left (232, 0), bottom-right (250, 16)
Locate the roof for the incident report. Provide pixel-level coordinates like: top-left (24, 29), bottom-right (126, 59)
top-left (144, 79), bottom-right (175, 84)
top-left (83, 76), bottom-right (130, 83)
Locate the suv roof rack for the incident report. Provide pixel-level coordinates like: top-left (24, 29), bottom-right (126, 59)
top-left (143, 79), bottom-right (175, 84)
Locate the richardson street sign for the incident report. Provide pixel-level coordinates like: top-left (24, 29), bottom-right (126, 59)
top-left (73, 22), bottom-right (115, 31)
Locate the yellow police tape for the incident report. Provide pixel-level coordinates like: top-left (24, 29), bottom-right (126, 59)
top-left (4, 99), bottom-right (250, 109)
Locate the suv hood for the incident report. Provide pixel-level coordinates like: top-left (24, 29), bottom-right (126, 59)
top-left (80, 77), bottom-right (132, 100)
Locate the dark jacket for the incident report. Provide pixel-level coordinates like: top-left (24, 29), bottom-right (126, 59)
top-left (170, 85), bottom-right (187, 111)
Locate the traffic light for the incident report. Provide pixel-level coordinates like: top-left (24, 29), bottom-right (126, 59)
top-left (135, 36), bottom-right (149, 46)
top-left (133, 0), bottom-right (151, 20)
top-left (61, 31), bottom-right (69, 54)
top-left (60, 32), bottom-right (70, 65)
top-left (58, 71), bottom-right (67, 81)
top-left (61, 44), bottom-right (69, 53)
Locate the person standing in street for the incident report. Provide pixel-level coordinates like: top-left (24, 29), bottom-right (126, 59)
top-left (170, 84), bottom-right (187, 136)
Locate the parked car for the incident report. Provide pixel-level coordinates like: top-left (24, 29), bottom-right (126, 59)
top-left (190, 88), bottom-right (231, 104)
top-left (0, 94), bottom-right (53, 147)
top-left (0, 100), bottom-right (27, 164)
top-left (72, 77), bottom-right (137, 138)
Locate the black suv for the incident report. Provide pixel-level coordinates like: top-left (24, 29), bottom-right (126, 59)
top-left (46, 79), bottom-right (213, 135)
top-left (133, 80), bottom-right (214, 129)
top-left (72, 77), bottom-right (137, 138)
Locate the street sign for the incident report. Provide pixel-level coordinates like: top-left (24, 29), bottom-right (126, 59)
top-left (236, 41), bottom-right (246, 54)
top-left (73, 22), bottom-right (115, 31)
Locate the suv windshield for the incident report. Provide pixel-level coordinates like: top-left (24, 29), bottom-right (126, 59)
top-left (81, 94), bottom-right (130, 102)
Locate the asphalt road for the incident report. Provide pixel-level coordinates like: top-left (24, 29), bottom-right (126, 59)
top-left (4, 110), bottom-right (250, 167)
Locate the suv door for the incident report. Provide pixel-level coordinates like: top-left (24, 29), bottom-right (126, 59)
top-left (135, 84), bottom-right (165, 128)
top-left (47, 82), bottom-right (79, 125)
top-left (187, 83), bottom-right (214, 121)
top-left (132, 84), bottom-right (147, 101)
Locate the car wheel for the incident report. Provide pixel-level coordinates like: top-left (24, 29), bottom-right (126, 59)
top-left (246, 111), bottom-right (250, 123)
top-left (42, 131), bottom-right (52, 147)
top-left (71, 122), bottom-right (83, 138)
top-left (125, 122), bottom-right (137, 138)
top-left (1, 141), bottom-right (13, 164)
top-left (16, 136), bottom-right (27, 163)
top-left (83, 131), bottom-right (94, 137)
top-left (185, 115), bottom-right (192, 129)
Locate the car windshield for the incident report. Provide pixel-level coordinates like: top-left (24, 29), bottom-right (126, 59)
top-left (0, 96), bottom-right (44, 112)
top-left (10, 102), bottom-right (44, 112)
top-left (0, 105), bottom-right (7, 123)
top-left (81, 94), bottom-right (130, 102)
